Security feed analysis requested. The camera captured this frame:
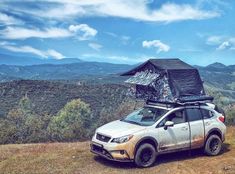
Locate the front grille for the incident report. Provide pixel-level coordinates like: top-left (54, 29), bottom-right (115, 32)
top-left (91, 144), bottom-right (103, 153)
top-left (96, 133), bottom-right (111, 142)
top-left (91, 144), bottom-right (112, 159)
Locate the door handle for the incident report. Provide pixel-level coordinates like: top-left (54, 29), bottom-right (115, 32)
top-left (181, 126), bottom-right (188, 131)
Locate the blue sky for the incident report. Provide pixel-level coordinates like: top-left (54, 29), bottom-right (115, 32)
top-left (0, 0), bottom-right (234, 65)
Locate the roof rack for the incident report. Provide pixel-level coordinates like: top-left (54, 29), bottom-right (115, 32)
top-left (146, 96), bottom-right (214, 108)
top-left (146, 100), bottom-right (177, 108)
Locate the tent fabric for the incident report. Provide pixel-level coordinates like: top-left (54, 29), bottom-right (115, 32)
top-left (125, 70), bottom-right (160, 85)
top-left (149, 59), bottom-right (194, 70)
top-left (121, 58), bottom-right (194, 76)
top-left (134, 75), bottom-right (173, 102)
top-left (122, 58), bottom-right (206, 103)
top-left (167, 69), bottom-right (205, 98)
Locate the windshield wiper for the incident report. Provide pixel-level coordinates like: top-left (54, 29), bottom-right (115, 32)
top-left (122, 119), bottom-right (142, 126)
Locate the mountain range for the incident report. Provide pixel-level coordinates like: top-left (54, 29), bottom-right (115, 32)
top-left (0, 61), bottom-right (132, 81)
top-left (0, 53), bottom-right (83, 65)
top-left (0, 54), bottom-right (235, 99)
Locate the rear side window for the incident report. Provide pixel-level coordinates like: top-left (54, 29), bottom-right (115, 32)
top-left (200, 109), bottom-right (213, 119)
top-left (186, 108), bottom-right (202, 122)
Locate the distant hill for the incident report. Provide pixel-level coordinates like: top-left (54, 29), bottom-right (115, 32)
top-left (0, 60), bottom-right (234, 100)
top-left (0, 60), bottom-right (234, 86)
top-left (197, 63), bottom-right (235, 91)
top-left (206, 62), bottom-right (227, 69)
top-left (0, 53), bottom-right (83, 65)
top-left (0, 80), bottom-right (129, 117)
top-left (0, 62), bottom-right (133, 82)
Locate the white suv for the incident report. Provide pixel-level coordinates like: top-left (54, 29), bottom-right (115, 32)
top-left (90, 102), bottom-right (226, 167)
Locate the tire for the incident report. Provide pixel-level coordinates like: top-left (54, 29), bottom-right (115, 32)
top-left (204, 134), bottom-right (222, 156)
top-left (134, 143), bottom-right (157, 168)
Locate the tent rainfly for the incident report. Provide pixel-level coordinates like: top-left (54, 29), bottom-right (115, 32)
top-left (121, 58), bottom-right (212, 103)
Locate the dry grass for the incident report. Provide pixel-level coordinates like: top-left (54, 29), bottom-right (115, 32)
top-left (0, 127), bottom-right (235, 174)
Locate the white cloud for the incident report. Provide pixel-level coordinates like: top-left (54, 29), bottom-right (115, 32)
top-left (69, 24), bottom-right (97, 40)
top-left (148, 3), bottom-right (219, 22)
top-left (0, 41), bottom-right (15, 46)
top-left (81, 53), bottom-right (149, 64)
top-left (88, 43), bottom-right (103, 51)
top-left (0, 27), bottom-right (72, 40)
top-left (216, 41), bottom-right (230, 50)
top-left (0, 24), bottom-right (97, 40)
top-left (47, 49), bottom-right (64, 59)
top-left (0, 42), bottom-right (65, 59)
top-left (0, 12), bottom-right (23, 25)
top-left (142, 40), bottom-right (170, 53)
top-left (10, 0), bottom-right (220, 23)
top-left (2, 45), bottom-right (48, 58)
top-left (206, 35), bottom-right (235, 51)
top-left (206, 36), bottom-right (223, 45)
top-left (39, 3), bottom-right (86, 19)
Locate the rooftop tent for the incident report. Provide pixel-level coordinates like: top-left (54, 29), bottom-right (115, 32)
top-left (121, 58), bottom-right (211, 103)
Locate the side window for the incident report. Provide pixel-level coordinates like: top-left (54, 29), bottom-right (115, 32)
top-left (186, 108), bottom-right (202, 122)
top-left (158, 118), bottom-right (167, 127)
top-left (200, 109), bottom-right (213, 119)
top-left (158, 110), bottom-right (185, 127)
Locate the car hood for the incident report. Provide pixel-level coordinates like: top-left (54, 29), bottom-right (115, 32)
top-left (96, 120), bottom-right (146, 138)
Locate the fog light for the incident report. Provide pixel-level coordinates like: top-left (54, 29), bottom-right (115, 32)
top-left (120, 150), bottom-right (125, 155)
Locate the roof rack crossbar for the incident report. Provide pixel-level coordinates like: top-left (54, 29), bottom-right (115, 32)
top-left (146, 96), bottom-right (214, 107)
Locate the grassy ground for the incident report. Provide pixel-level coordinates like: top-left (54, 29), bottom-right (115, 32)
top-left (0, 127), bottom-right (235, 174)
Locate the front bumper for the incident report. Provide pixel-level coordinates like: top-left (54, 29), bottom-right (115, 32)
top-left (90, 141), bottom-right (134, 162)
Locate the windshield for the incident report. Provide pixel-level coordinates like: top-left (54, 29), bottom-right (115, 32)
top-left (121, 107), bottom-right (167, 126)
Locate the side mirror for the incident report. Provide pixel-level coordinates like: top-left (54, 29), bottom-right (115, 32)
top-left (164, 121), bottom-right (174, 130)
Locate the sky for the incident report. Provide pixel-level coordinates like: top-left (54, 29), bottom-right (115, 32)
top-left (0, 0), bottom-right (235, 66)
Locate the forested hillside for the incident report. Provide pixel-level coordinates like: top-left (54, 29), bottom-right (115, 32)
top-left (0, 80), bottom-right (129, 116)
top-left (0, 80), bottom-right (142, 144)
top-left (0, 61), bottom-right (235, 144)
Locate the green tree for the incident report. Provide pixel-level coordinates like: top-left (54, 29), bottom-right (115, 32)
top-left (4, 96), bottom-right (31, 143)
top-left (48, 99), bottom-right (92, 141)
top-left (0, 119), bottom-right (17, 144)
top-left (0, 96), bottom-right (51, 144)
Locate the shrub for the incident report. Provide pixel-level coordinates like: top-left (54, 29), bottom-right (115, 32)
top-left (48, 99), bottom-right (92, 141)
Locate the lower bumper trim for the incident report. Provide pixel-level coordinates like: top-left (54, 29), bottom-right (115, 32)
top-left (90, 149), bottom-right (133, 162)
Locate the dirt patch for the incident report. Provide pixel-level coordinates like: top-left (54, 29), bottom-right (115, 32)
top-left (0, 127), bottom-right (235, 174)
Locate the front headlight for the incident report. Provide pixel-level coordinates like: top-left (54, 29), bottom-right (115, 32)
top-left (111, 135), bottom-right (133, 144)
top-left (92, 133), bottom-right (96, 139)
top-left (92, 130), bottom-right (97, 139)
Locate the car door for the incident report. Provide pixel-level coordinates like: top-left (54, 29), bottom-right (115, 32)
top-left (200, 108), bottom-right (215, 141)
top-left (157, 109), bottom-right (190, 152)
top-left (185, 107), bottom-right (205, 149)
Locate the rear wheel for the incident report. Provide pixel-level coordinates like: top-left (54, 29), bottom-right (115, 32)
top-left (204, 134), bottom-right (222, 156)
top-left (134, 143), bottom-right (156, 168)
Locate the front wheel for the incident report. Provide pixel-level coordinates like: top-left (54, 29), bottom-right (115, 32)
top-left (134, 143), bottom-right (157, 168)
top-left (204, 134), bottom-right (222, 156)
